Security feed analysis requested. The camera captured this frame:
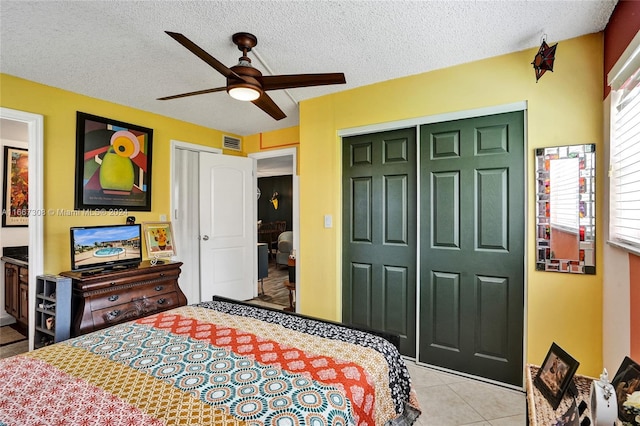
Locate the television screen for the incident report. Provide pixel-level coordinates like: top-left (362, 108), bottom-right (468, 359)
top-left (70, 224), bottom-right (142, 272)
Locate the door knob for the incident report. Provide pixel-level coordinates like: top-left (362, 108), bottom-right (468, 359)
top-left (202, 235), bottom-right (209, 240)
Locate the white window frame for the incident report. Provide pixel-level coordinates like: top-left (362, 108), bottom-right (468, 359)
top-left (608, 30), bottom-right (640, 255)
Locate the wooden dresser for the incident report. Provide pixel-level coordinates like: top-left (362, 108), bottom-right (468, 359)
top-left (61, 261), bottom-right (186, 336)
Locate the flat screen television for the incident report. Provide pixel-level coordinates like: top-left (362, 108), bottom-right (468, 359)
top-left (70, 224), bottom-right (142, 273)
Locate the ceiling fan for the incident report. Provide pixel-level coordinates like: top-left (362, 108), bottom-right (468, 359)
top-left (158, 31), bottom-right (346, 120)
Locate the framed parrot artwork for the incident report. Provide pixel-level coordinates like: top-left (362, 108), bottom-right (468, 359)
top-left (74, 112), bottom-right (153, 211)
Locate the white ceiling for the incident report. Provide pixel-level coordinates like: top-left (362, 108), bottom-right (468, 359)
top-left (0, 1), bottom-right (617, 137)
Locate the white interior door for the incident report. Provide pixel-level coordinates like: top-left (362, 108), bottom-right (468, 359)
top-left (199, 152), bottom-right (256, 301)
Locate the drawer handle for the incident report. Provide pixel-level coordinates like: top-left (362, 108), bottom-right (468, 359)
top-left (154, 286), bottom-right (164, 291)
top-left (157, 298), bottom-right (167, 305)
top-left (106, 310), bottom-right (121, 320)
top-left (109, 282), bottom-right (117, 286)
top-left (159, 273), bottom-right (165, 277)
top-left (108, 295), bottom-right (119, 302)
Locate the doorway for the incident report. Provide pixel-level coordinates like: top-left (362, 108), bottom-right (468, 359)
top-left (0, 107), bottom-right (45, 352)
top-left (171, 143), bottom-right (298, 307)
top-left (249, 148), bottom-right (299, 310)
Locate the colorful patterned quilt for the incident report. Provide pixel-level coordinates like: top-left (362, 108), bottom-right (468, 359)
top-left (0, 299), bottom-right (421, 425)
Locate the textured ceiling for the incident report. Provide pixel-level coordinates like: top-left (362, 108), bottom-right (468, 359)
top-left (0, 1), bottom-right (618, 136)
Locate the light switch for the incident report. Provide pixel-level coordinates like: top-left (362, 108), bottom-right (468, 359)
top-left (160, 214), bottom-right (167, 221)
top-left (324, 214), bottom-right (332, 228)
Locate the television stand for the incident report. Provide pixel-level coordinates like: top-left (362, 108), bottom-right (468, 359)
top-left (61, 260), bottom-right (186, 336)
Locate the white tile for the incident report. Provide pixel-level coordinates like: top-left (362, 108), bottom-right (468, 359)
top-left (488, 414), bottom-right (526, 426)
top-left (407, 363), bottom-right (450, 388)
top-left (416, 384), bottom-right (485, 426)
top-left (407, 361), bottom-right (527, 425)
top-left (447, 380), bottom-right (525, 420)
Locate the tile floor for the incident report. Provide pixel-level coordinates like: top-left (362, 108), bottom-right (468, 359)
top-left (406, 361), bottom-right (526, 425)
top-left (1, 340), bottom-right (526, 425)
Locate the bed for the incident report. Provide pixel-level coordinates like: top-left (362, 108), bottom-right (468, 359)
top-left (0, 296), bottom-right (421, 425)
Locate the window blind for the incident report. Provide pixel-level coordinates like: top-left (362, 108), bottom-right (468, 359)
top-left (610, 64), bottom-right (640, 253)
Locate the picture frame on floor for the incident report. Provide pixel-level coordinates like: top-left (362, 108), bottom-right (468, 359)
top-left (534, 342), bottom-right (580, 410)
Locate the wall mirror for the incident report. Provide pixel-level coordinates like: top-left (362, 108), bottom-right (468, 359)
top-left (535, 144), bottom-right (595, 274)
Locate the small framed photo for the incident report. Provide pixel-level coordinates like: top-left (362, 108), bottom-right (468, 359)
top-left (534, 342), bottom-right (580, 410)
top-left (611, 356), bottom-right (640, 424)
top-left (143, 222), bottom-right (176, 258)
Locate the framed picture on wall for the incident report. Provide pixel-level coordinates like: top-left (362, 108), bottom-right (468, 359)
top-left (2, 146), bottom-right (29, 227)
top-left (74, 112), bottom-right (153, 211)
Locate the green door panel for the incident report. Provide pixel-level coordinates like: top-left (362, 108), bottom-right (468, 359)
top-left (419, 111), bottom-right (525, 386)
top-left (342, 128), bottom-right (417, 357)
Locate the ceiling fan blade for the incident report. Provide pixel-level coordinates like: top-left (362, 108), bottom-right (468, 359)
top-left (165, 31), bottom-right (242, 80)
top-left (261, 73), bottom-right (346, 91)
top-left (157, 87), bottom-right (226, 100)
top-left (252, 93), bottom-right (286, 120)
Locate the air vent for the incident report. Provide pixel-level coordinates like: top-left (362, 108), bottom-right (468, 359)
top-left (223, 135), bottom-right (241, 151)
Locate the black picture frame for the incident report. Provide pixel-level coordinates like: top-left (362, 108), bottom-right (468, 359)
top-left (74, 112), bottom-right (153, 211)
top-left (2, 146), bottom-right (29, 227)
top-left (534, 342), bottom-right (580, 410)
top-left (611, 356), bottom-right (640, 424)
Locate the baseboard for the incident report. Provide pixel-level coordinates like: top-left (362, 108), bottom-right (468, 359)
top-left (0, 313), bottom-right (17, 327)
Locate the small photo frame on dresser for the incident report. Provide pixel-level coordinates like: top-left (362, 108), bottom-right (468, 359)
top-left (534, 342), bottom-right (580, 410)
top-left (611, 356), bottom-right (640, 425)
top-left (142, 222), bottom-right (176, 258)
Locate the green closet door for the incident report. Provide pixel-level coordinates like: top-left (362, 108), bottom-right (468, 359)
top-left (419, 111), bottom-right (525, 386)
top-left (342, 128), bottom-right (417, 357)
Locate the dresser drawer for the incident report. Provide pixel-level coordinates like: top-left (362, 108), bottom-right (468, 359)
top-left (77, 269), bottom-right (180, 292)
top-left (91, 291), bottom-right (180, 329)
top-left (88, 282), bottom-right (177, 311)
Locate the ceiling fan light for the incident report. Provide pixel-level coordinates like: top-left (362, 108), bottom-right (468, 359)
top-left (228, 86), bottom-right (261, 101)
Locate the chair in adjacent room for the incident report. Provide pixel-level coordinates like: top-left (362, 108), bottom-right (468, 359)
top-left (270, 221), bottom-right (287, 257)
top-left (275, 231), bottom-right (293, 268)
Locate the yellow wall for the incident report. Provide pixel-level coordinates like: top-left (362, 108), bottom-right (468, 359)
top-left (296, 33), bottom-right (605, 376)
top-left (0, 74), bottom-right (241, 274)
